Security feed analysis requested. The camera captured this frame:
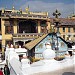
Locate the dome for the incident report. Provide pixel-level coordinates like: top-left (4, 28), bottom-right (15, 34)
top-left (43, 49), bottom-right (55, 59)
top-left (43, 42), bottom-right (55, 59)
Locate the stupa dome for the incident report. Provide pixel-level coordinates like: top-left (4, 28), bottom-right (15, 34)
top-left (43, 42), bottom-right (55, 59)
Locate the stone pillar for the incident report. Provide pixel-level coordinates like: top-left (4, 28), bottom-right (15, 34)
top-left (13, 19), bottom-right (18, 34)
top-left (46, 19), bottom-right (51, 33)
top-left (1, 19), bottom-right (5, 53)
top-left (37, 21), bottom-right (41, 33)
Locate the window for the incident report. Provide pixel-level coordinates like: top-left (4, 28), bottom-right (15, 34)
top-left (5, 26), bottom-right (13, 34)
top-left (63, 27), bottom-right (65, 32)
top-left (68, 27), bottom-right (70, 32)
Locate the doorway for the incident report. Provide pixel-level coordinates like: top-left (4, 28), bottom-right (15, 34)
top-left (19, 20), bottom-right (36, 33)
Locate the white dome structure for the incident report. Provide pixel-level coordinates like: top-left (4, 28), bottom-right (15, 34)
top-left (43, 42), bottom-right (55, 59)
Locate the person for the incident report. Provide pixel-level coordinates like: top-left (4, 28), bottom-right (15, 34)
top-left (4, 64), bottom-right (10, 75)
top-left (0, 68), bottom-right (3, 75)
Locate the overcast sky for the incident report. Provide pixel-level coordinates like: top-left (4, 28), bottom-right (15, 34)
top-left (0, 0), bottom-right (75, 18)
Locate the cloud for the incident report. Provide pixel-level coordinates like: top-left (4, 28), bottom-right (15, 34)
top-left (21, 0), bottom-right (74, 18)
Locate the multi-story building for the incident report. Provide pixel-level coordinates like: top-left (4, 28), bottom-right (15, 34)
top-left (0, 7), bottom-right (51, 53)
top-left (50, 17), bottom-right (75, 43)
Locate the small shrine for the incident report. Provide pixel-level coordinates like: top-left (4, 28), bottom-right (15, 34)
top-left (25, 33), bottom-right (68, 59)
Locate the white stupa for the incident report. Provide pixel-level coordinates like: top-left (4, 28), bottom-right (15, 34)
top-left (42, 42), bottom-right (55, 59)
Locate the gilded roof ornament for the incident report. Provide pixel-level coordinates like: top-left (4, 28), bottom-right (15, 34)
top-left (25, 5), bottom-right (29, 13)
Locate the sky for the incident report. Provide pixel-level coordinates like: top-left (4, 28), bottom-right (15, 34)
top-left (0, 0), bottom-right (75, 18)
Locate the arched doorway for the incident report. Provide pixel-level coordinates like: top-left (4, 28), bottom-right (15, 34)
top-left (19, 20), bottom-right (36, 33)
top-left (15, 41), bottom-right (24, 47)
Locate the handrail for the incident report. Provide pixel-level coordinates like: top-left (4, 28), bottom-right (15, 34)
top-left (9, 62), bottom-right (23, 75)
top-left (9, 62), bottom-right (18, 75)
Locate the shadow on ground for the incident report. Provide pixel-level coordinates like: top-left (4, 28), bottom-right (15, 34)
top-left (62, 72), bottom-right (75, 75)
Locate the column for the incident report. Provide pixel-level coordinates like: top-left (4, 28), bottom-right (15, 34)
top-left (37, 21), bottom-right (41, 33)
top-left (13, 19), bottom-right (18, 34)
top-left (2, 40), bottom-right (5, 53)
top-left (1, 19), bottom-right (5, 53)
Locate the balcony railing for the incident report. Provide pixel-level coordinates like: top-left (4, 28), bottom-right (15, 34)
top-left (1, 13), bottom-right (48, 19)
top-left (13, 33), bottom-right (44, 39)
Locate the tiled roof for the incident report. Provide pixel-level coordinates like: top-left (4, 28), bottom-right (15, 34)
top-left (50, 18), bottom-right (75, 26)
top-left (60, 18), bottom-right (75, 25)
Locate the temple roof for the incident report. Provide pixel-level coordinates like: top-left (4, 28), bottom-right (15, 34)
top-left (25, 33), bottom-right (71, 50)
top-left (25, 34), bottom-right (48, 50)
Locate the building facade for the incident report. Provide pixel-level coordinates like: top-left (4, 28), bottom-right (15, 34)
top-left (0, 7), bottom-right (75, 53)
top-left (50, 17), bottom-right (75, 43)
top-left (0, 7), bottom-right (51, 53)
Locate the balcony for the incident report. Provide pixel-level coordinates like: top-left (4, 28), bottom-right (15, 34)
top-left (13, 33), bottom-right (44, 39)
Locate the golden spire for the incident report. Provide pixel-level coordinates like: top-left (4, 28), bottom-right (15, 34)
top-left (25, 5), bottom-right (29, 13)
top-left (2, 8), bottom-right (5, 13)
